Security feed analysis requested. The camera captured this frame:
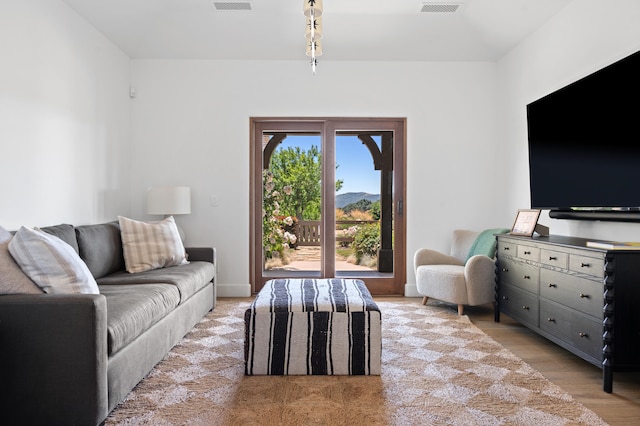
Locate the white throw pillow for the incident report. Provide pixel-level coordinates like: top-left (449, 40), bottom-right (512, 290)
top-left (118, 216), bottom-right (188, 273)
top-left (8, 226), bottom-right (99, 294)
top-left (0, 226), bottom-right (44, 295)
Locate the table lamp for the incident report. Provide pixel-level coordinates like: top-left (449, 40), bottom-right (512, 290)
top-left (146, 186), bottom-right (191, 240)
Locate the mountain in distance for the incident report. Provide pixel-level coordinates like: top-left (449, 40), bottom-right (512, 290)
top-left (336, 192), bottom-right (380, 208)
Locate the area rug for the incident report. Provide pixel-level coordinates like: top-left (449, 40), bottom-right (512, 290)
top-left (106, 299), bottom-right (607, 425)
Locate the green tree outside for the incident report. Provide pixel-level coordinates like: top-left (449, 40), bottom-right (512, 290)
top-left (370, 200), bottom-right (381, 220)
top-left (268, 144), bottom-right (343, 220)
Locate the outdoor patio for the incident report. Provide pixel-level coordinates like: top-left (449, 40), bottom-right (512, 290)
top-left (268, 246), bottom-right (375, 272)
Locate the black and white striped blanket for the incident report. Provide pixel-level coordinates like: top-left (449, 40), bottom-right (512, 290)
top-left (244, 278), bottom-right (381, 375)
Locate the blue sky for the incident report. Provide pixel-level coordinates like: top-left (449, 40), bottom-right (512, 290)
top-left (275, 134), bottom-right (381, 195)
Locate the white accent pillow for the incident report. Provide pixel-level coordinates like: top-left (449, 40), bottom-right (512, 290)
top-left (0, 226), bottom-right (44, 295)
top-left (8, 226), bottom-right (99, 294)
top-left (118, 216), bottom-right (188, 273)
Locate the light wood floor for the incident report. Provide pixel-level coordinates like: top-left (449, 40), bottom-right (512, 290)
top-left (390, 297), bottom-right (640, 425)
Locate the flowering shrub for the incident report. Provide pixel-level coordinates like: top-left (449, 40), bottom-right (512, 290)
top-left (263, 170), bottom-right (297, 260)
top-left (343, 225), bottom-right (359, 239)
top-left (277, 215), bottom-right (299, 249)
top-left (339, 225), bottom-right (359, 247)
top-left (352, 223), bottom-right (380, 263)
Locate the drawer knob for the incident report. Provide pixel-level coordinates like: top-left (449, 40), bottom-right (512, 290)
top-left (502, 268), bottom-right (509, 272)
top-left (502, 296), bottom-right (509, 301)
top-left (547, 317), bottom-right (555, 322)
top-left (548, 283), bottom-right (557, 288)
top-left (524, 251), bottom-right (531, 255)
top-left (522, 305), bottom-right (529, 311)
top-left (549, 256), bottom-right (557, 261)
top-left (581, 262), bottom-right (591, 268)
top-left (579, 293), bottom-right (590, 299)
top-left (503, 247), bottom-right (510, 251)
top-left (523, 275), bottom-right (531, 280)
top-left (579, 332), bottom-right (588, 338)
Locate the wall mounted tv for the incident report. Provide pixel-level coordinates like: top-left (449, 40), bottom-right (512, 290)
top-left (527, 49), bottom-right (640, 222)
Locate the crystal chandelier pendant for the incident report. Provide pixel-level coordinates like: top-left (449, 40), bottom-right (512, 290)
top-left (304, 0), bottom-right (323, 74)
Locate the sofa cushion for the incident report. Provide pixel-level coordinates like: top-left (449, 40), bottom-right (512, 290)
top-left (76, 222), bottom-right (125, 279)
top-left (97, 261), bottom-right (215, 304)
top-left (39, 223), bottom-right (79, 254)
top-left (0, 226), bottom-right (43, 295)
top-left (118, 216), bottom-right (188, 273)
top-left (8, 227), bottom-right (99, 294)
top-left (99, 283), bottom-right (181, 355)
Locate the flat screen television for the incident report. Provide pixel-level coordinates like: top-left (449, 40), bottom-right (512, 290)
top-left (527, 49), bottom-right (640, 222)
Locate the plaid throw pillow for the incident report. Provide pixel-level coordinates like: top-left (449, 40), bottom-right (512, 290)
top-left (118, 216), bottom-right (188, 273)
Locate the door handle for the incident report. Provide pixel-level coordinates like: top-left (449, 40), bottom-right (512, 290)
top-left (397, 199), bottom-right (403, 216)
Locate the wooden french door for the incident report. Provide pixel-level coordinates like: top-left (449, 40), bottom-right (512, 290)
top-left (250, 118), bottom-right (406, 295)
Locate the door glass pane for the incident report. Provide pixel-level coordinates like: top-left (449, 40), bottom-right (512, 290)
top-left (262, 133), bottom-right (322, 274)
top-left (335, 134), bottom-right (389, 273)
top-left (336, 132), bottom-right (393, 276)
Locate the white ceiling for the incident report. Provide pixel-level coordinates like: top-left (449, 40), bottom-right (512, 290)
top-left (60, 0), bottom-right (573, 62)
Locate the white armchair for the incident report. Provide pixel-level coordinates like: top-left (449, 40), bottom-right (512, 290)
top-left (414, 229), bottom-right (508, 315)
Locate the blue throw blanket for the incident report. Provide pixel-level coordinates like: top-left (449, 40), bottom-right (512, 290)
top-left (466, 228), bottom-right (510, 262)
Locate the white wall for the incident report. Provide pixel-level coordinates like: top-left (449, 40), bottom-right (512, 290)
top-left (129, 60), bottom-right (505, 296)
top-left (0, 0), bottom-right (131, 229)
top-left (499, 0), bottom-right (640, 241)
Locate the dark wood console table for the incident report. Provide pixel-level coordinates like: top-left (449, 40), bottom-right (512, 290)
top-left (495, 234), bottom-right (640, 393)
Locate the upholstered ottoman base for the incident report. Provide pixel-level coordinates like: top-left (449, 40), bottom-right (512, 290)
top-left (244, 278), bottom-right (381, 375)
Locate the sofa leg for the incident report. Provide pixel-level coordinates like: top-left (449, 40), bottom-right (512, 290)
top-left (457, 304), bottom-right (464, 316)
top-left (422, 296), bottom-right (428, 305)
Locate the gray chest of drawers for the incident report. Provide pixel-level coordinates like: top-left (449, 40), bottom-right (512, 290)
top-left (495, 234), bottom-right (640, 393)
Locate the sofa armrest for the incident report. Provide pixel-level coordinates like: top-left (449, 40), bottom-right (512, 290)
top-left (0, 294), bottom-right (109, 425)
top-left (414, 248), bottom-right (463, 271)
top-left (186, 246), bottom-right (215, 264)
top-left (464, 255), bottom-right (497, 305)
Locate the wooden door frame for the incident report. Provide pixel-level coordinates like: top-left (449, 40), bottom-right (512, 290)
top-left (250, 117), bottom-right (406, 295)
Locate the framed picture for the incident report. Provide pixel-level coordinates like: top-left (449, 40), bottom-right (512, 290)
top-left (510, 209), bottom-right (542, 236)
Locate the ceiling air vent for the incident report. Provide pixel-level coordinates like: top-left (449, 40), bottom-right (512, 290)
top-left (211, 2), bottom-right (252, 11)
top-left (420, 2), bottom-right (461, 13)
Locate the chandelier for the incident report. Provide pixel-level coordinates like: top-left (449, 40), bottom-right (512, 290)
top-left (304, 0), bottom-right (323, 74)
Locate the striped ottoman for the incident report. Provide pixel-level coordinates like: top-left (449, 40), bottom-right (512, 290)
top-left (244, 278), bottom-right (381, 375)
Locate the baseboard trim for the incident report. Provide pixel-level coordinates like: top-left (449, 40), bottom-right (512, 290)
top-left (404, 283), bottom-right (420, 297)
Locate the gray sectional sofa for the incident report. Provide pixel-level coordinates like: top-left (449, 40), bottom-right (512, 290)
top-left (0, 222), bottom-right (216, 425)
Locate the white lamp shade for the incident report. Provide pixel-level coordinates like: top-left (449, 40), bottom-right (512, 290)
top-left (147, 186), bottom-right (191, 215)
top-left (303, 0), bottom-right (323, 17)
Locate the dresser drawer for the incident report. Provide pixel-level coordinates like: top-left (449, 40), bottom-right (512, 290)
top-left (540, 249), bottom-right (568, 269)
top-left (540, 269), bottom-right (604, 318)
top-left (497, 241), bottom-right (517, 257)
top-left (497, 258), bottom-right (539, 294)
top-left (500, 283), bottom-right (539, 328)
top-left (569, 254), bottom-right (604, 279)
top-left (540, 300), bottom-right (603, 362)
top-left (517, 245), bottom-right (540, 262)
